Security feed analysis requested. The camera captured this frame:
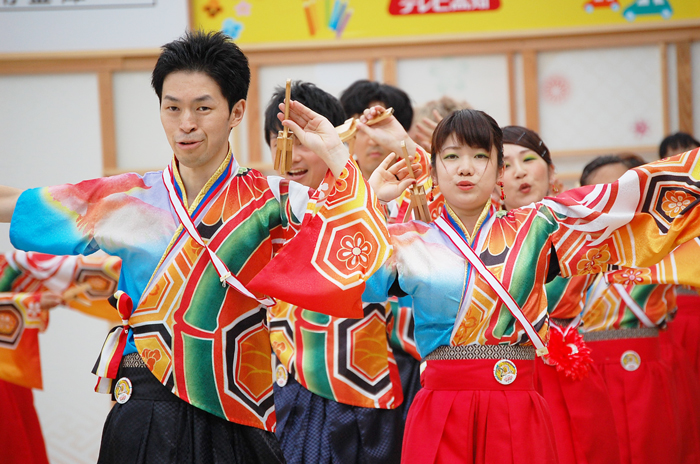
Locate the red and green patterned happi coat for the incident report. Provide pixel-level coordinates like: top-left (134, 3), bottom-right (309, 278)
top-left (128, 156), bottom-right (391, 431)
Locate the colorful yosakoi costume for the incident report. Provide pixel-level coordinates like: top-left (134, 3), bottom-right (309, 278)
top-left (349, 149), bottom-right (700, 464)
top-left (9, 151), bottom-right (390, 464)
top-left (266, 146), bottom-right (436, 464)
top-left (600, 240), bottom-right (700, 464)
top-left (537, 274), bottom-right (622, 464)
top-left (0, 251), bottom-right (120, 464)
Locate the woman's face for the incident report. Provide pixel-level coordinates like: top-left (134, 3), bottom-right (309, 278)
top-left (501, 143), bottom-right (552, 210)
top-left (433, 134), bottom-right (500, 220)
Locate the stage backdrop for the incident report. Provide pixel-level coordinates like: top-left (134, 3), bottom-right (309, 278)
top-left (192, 0), bottom-right (700, 44)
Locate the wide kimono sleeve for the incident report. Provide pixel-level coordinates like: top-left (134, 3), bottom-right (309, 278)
top-left (541, 148), bottom-right (700, 277)
top-left (604, 237), bottom-right (700, 288)
top-left (9, 173), bottom-right (173, 302)
top-left (249, 158), bottom-right (392, 318)
top-left (0, 291), bottom-right (46, 389)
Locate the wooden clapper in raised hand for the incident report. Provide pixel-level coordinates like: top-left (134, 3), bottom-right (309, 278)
top-left (275, 79), bottom-right (295, 173)
top-left (335, 107), bottom-right (395, 156)
top-left (400, 140), bottom-right (431, 223)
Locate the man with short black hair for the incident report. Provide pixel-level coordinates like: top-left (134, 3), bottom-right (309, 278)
top-left (0, 31), bottom-right (391, 463)
top-left (264, 81), bottom-right (413, 464)
top-left (340, 80), bottom-right (414, 179)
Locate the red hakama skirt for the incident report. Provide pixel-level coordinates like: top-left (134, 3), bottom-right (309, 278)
top-left (401, 358), bottom-right (558, 464)
top-left (588, 335), bottom-right (681, 464)
top-left (660, 328), bottom-right (700, 463)
top-left (667, 294), bottom-right (700, 377)
top-left (534, 358), bottom-right (621, 464)
top-left (0, 379), bottom-right (49, 464)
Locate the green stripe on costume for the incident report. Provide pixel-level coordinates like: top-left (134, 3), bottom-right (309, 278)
top-left (182, 334), bottom-right (225, 418)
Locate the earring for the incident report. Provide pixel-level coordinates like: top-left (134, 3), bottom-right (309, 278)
top-left (428, 185), bottom-right (434, 202)
top-left (550, 183), bottom-right (560, 194)
top-left (499, 182), bottom-right (505, 201)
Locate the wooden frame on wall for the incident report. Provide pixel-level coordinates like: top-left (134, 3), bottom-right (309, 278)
top-left (0, 20), bottom-right (698, 175)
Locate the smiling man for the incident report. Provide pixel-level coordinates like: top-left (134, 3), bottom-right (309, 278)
top-left (0, 31), bottom-right (391, 463)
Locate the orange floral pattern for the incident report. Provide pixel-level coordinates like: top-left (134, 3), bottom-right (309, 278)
top-left (576, 244), bottom-right (611, 274)
top-left (141, 348), bottom-right (162, 370)
top-left (662, 191), bottom-right (693, 218)
top-left (610, 268), bottom-right (651, 286)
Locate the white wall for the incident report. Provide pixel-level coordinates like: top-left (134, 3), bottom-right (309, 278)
top-left (538, 45), bottom-right (664, 152)
top-left (0, 73), bottom-right (112, 464)
top-left (113, 71), bottom-right (172, 171)
top-left (397, 54), bottom-right (511, 126)
top-left (0, 1), bottom-right (188, 53)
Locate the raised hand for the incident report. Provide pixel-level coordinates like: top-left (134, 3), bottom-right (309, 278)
top-left (279, 101), bottom-right (349, 178)
top-left (356, 106), bottom-right (418, 161)
top-left (412, 109), bottom-right (443, 153)
top-left (368, 152), bottom-right (423, 203)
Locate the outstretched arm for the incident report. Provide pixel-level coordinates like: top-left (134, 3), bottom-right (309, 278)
top-left (545, 148), bottom-right (700, 276)
top-left (0, 186), bottom-right (21, 222)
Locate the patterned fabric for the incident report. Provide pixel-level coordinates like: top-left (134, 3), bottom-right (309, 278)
top-left (605, 237), bottom-right (700, 289)
top-left (0, 251), bottom-right (120, 389)
top-left (362, 149), bottom-right (700, 359)
top-left (582, 327), bottom-right (659, 341)
top-left (424, 344), bottom-right (535, 361)
top-left (0, 292), bottom-right (44, 389)
top-left (269, 301), bottom-right (403, 409)
top-left (265, 149), bottom-right (436, 410)
top-left (545, 274), bottom-right (597, 320)
top-left (387, 296), bottom-right (420, 361)
top-left (582, 278), bottom-right (676, 331)
top-left (10, 150), bottom-right (390, 431)
top-left (273, 378), bottom-right (402, 464)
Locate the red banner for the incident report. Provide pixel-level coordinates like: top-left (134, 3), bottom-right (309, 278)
top-left (388, 0), bottom-right (500, 15)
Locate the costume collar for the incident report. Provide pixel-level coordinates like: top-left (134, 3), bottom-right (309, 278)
top-left (170, 147), bottom-right (238, 216)
top-left (444, 201), bottom-right (493, 246)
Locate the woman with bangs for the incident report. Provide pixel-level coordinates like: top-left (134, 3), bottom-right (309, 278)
top-left (364, 108), bottom-right (700, 464)
top-left (500, 126), bottom-right (622, 464)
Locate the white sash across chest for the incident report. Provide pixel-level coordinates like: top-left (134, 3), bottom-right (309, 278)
top-left (434, 215), bottom-right (548, 356)
top-left (161, 166), bottom-right (275, 307)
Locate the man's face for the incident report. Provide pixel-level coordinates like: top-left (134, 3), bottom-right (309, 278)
top-left (353, 100), bottom-right (388, 178)
top-left (160, 71), bottom-right (244, 172)
top-left (269, 135), bottom-right (329, 188)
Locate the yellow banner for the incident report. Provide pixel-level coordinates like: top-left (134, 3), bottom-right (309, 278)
top-left (192, 0), bottom-right (699, 45)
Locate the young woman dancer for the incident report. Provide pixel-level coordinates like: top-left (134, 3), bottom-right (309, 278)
top-left (500, 126), bottom-right (622, 464)
top-left (360, 109), bottom-right (700, 464)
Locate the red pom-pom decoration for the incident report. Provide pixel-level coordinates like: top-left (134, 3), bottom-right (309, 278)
top-left (544, 326), bottom-right (593, 381)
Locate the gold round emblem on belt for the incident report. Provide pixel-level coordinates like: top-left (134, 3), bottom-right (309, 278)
top-left (275, 364), bottom-right (288, 387)
top-left (620, 350), bottom-right (641, 371)
top-left (115, 377), bottom-right (132, 404)
top-left (493, 359), bottom-right (518, 385)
